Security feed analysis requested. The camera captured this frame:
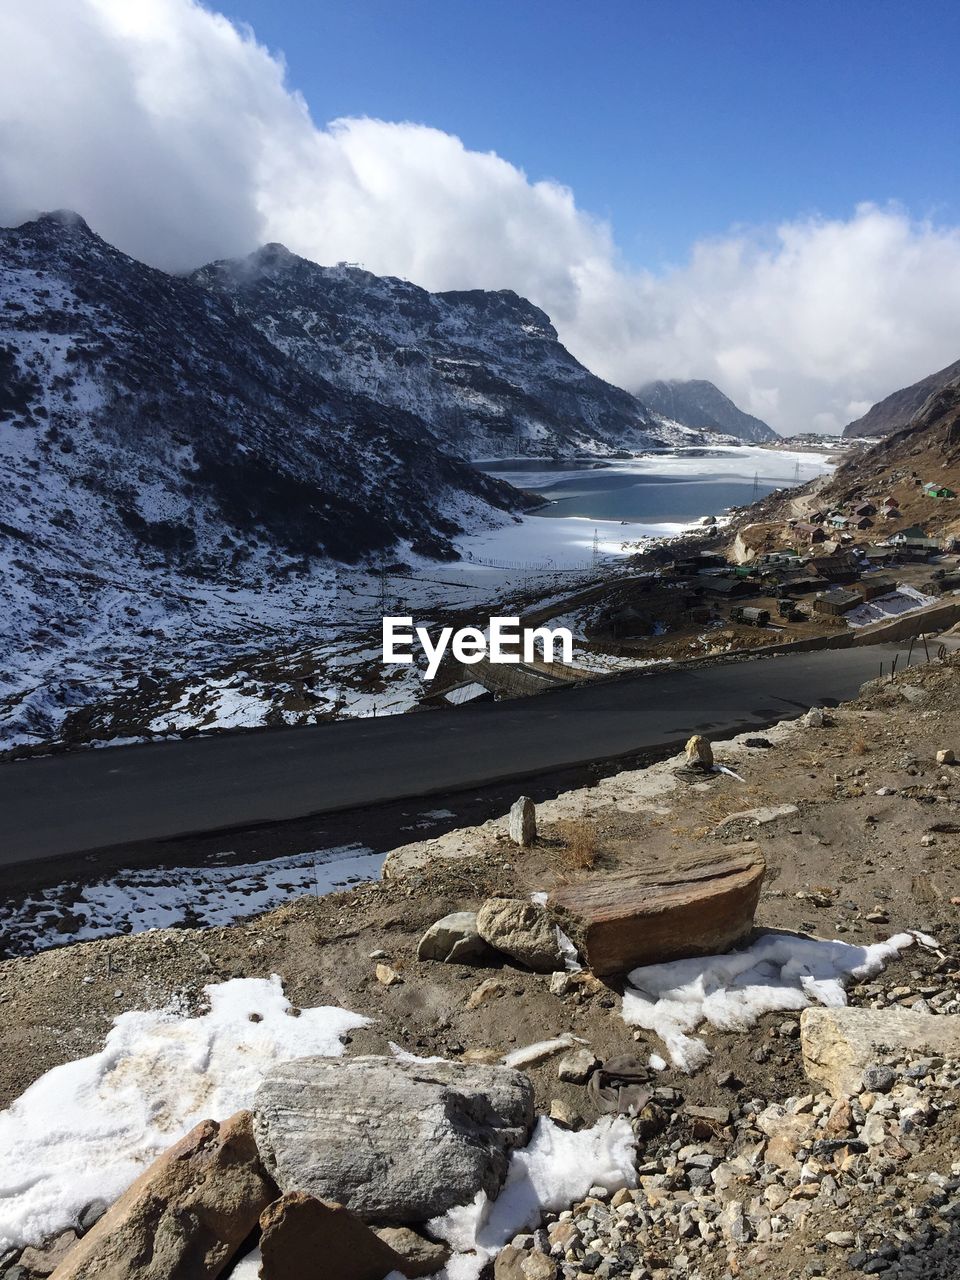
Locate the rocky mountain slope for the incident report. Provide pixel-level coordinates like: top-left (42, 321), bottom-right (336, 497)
top-left (0, 212), bottom-right (529, 749)
top-left (821, 377), bottom-right (960, 537)
top-left (635, 379), bottom-right (778, 444)
top-left (843, 356), bottom-right (960, 439)
top-left (193, 245), bottom-right (694, 459)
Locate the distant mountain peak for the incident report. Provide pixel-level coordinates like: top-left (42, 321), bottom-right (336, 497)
top-left (635, 378), bottom-right (778, 444)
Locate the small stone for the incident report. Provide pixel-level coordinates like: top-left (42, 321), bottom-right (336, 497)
top-left (862, 1064), bottom-right (896, 1093)
top-left (685, 735), bottom-right (714, 768)
top-left (417, 912), bottom-right (496, 965)
top-left (509, 796), bottom-right (537, 847)
top-left (936, 749), bottom-right (955, 765)
top-left (374, 1226), bottom-right (450, 1277)
top-left (376, 963), bottom-right (403, 987)
top-left (557, 1049), bottom-right (598, 1085)
top-left (466, 977), bottom-right (507, 1009)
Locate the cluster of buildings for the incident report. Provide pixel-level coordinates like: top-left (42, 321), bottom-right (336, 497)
top-left (663, 492), bottom-right (958, 625)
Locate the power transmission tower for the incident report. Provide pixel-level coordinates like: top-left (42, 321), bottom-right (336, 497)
top-left (592, 528), bottom-right (600, 569)
top-left (752, 471), bottom-right (761, 501)
top-left (378, 564), bottom-right (388, 615)
top-left (793, 459), bottom-right (801, 483)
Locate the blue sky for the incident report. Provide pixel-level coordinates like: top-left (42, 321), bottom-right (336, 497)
top-left (223, 0), bottom-right (960, 268)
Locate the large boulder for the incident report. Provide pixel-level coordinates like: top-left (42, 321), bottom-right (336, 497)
top-left (548, 848), bottom-right (765, 976)
top-left (258, 1193), bottom-right (406, 1280)
top-left (800, 1007), bottom-right (960, 1097)
top-left (476, 897), bottom-right (564, 972)
top-left (50, 1112), bottom-right (275, 1280)
top-left (253, 1056), bottom-right (534, 1223)
top-left (417, 911), bottom-right (496, 964)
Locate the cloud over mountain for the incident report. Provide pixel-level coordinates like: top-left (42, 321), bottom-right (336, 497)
top-left (3, 0), bottom-right (960, 434)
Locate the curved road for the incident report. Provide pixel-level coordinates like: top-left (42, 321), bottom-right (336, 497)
top-left (0, 643), bottom-right (910, 867)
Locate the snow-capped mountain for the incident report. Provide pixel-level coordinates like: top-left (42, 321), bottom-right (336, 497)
top-left (0, 212), bottom-right (528, 749)
top-left (635, 379), bottom-right (778, 444)
top-left (192, 245), bottom-right (693, 459)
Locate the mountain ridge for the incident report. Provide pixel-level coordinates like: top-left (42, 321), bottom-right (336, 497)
top-left (635, 378), bottom-right (778, 443)
top-left (842, 357), bottom-right (960, 440)
top-left (191, 244), bottom-right (699, 460)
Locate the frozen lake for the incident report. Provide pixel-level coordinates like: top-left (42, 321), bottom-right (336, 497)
top-left (461, 446), bottom-right (834, 568)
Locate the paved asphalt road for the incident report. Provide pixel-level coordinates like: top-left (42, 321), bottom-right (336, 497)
top-left (0, 643), bottom-right (915, 866)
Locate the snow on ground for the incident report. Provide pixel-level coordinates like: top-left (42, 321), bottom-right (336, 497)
top-left (0, 844), bottom-right (385, 956)
top-left (845, 584), bottom-right (940, 628)
top-left (456, 513), bottom-right (692, 569)
top-left (621, 930), bottom-right (934, 1073)
top-left (0, 977), bottom-right (369, 1255)
top-left (428, 1116), bottom-right (637, 1280)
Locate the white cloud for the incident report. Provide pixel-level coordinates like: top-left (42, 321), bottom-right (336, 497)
top-left (2, 0), bottom-right (960, 434)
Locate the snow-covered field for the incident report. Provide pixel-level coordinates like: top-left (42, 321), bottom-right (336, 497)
top-left (0, 844), bottom-right (386, 956)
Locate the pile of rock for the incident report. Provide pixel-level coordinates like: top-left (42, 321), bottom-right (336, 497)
top-left (15, 1057), bottom-right (534, 1280)
top-left (487, 1002), bottom-right (960, 1280)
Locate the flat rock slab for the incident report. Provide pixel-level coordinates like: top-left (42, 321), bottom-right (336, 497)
top-left (801, 1007), bottom-right (960, 1097)
top-left (50, 1111), bottom-right (275, 1280)
top-left (259, 1193), bottom-right (406, 1280)
top-left (253, 1055), bottom-right (534, 1223)
top-left (548, 848), bottom-right (765, 976)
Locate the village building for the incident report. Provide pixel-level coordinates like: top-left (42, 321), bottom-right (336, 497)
top-left (814, 587), bottom-right (861, 616)
top-left (794, 521), bottom-right (827, 545)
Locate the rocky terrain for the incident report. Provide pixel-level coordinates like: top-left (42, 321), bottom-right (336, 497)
top-left (825, 378), bottom-right (960, 541)
top-left (1, 644), bottom-right (960, 1279)
top-left (843, 358), bottom-right (960, 440)
top-left (0, 212), bottom-right (543, 749)
top-left (634, 381), bottom-right (777, 445)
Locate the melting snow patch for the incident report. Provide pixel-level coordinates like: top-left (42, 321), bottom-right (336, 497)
top-left (429, 1116), bottom-right (636, 1280)
top-left (0, 844), bottom-right (385, 956)
top-left (0, 976), bottom-right (369, 1254)
top-left (621, 930), bottom-right (934, 1073)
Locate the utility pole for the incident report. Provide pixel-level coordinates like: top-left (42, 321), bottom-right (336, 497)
top-left (592, 528), bottom-right (600, 569)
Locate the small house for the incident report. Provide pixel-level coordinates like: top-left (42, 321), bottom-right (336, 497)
top-left (852, 502), bottom-right (876, 517)
top-left (853, 515), bottom-right (874, 530)
top-left (889, 524), bottom-right (928, 545)
top-left (858, 579), bottom-right (894, 602)
top-left (814, 588), bottom-right (861, 616)
top-left (828, 513), bottom-right (850, 529)
top-left (795, 521), bottom-right (827, 545)
top-left (924, 484), bottom-right (956, 499)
